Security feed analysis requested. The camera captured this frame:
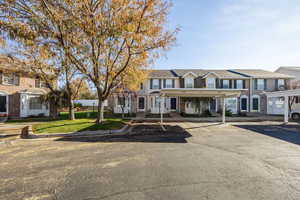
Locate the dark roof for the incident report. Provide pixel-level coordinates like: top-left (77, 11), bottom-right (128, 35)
top-left (149, 70), bottom-right (177, 78)
top-left (229, 69), bottom-right (294, 79)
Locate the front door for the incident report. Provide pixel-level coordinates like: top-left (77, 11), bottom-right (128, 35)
top-left (138, 97), bottom-right (145, 111)
top-left (0, 96), bottom-right (7, 113)
top-left (170, 98), bottom-right (177, 110)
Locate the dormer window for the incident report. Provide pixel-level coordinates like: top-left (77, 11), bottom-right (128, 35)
top-left (185, 77), bottom-right (194, 88)
top-left (207, 78), bottom-right (216, 88)
top-left (152, 79), bottom-right (160, 89)
top-left (222, 80), bottom-right (230, 89)
top-left (165, 79), bottom-right (173, 88)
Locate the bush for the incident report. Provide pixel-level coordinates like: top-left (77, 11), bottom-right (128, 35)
top-left (201, 109), bottom-right (212, 117)
top-left (217, 109), bottom-right (233, 117)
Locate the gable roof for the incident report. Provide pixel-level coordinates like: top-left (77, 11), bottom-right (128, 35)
top-left (229, 69), bottom-right (294, 79)
top-left (149, 70), bottom-right (177, 78)
top-left (172, 69), bottom-right (247, 79)
top-left (276, 66), bottom-right (300, 72)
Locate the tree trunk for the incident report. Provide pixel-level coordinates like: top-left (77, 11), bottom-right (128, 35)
top-left (96, 92), bottom-right (104, 124)
top-left (68, 96), bottom-right (75, 120)
top-left (49, 99), bottom-right (59, 120)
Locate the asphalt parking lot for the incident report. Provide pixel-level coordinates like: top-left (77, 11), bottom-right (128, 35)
top-left (1, 122), bottom-right (300, 200)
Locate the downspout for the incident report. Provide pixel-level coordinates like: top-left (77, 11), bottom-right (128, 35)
top-left (249, 78), bottom-right (253, 112)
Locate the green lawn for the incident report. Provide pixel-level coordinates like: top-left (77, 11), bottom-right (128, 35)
top-left (32, 118), bottom-right (128, 134)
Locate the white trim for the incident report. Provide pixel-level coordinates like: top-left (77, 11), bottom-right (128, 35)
top-left (251, 95), bottom-right (260, 112)
top-left (182, 71), bottom-right (198, 78)
top-left (206, 77), bottom-right (216, 89)
top-left (137, 96), bottom-right (146, 111)
top-left (0, 91), bottom-right (8, 115)
top-left (240, 95), bottom-right (248, 112)
top-left (202, 72), bottom-right (220, 79)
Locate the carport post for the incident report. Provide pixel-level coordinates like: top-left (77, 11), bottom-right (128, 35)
top-left (284, 95), bottom-right (289, 124)
top-left (160, 95), bottom-right (164, 124)
top-left (222, 97), bottom-right (226, 124)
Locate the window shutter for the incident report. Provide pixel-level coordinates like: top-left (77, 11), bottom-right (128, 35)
top-left (264, 79), bottom-right (267, 90)
top-left (243, 80), bottom-right (246, 89)
top-left (234, 80), bottom-right (237, 89)
top-left (220, 80), bottom-right (223, 88)
top-left (14, 74), bottom-right (20, 86)
top-left (275, 79), bottom-right (278, 90)
top-left (229, 80), bottom-right (233, 88)
top-left (216, 78), bottom-right (219, 88)
top-left (254, 79), bottom-right (258, 90)
top-left (163, 79), bottom-right (166, 88)
top-left (172, 79), bottom-right (175, 88)
top-left (150, 79), bottom-right (153, 89)
top-left (0, 73), bottom-right (2, 84)
top-left (159, 79), bottom-right (161, 89)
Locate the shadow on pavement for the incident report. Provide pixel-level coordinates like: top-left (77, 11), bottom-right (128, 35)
top-left (55, 125), bottom-right (192, 143)
top-left (234, 124), bottom-right (300, 145)
top-left (0, 134), bottom-right (19, 139)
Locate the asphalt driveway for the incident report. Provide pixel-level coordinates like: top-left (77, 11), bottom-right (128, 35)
top-left (1, 122), bottom-right (300, 200)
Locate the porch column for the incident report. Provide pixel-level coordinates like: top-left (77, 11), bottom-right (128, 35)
top-left (161, 95), bottom-right (165, 124)
top-left (222, 97), bottom-right (226, 124)
top-left (284, 95), bottom-right (289, 124)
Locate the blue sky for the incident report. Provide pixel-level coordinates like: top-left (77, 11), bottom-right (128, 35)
top-left (153, 0), bottom-right (300, 71)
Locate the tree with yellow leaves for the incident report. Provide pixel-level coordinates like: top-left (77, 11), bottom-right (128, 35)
top-left (0, 0), bottom-right (178, 124)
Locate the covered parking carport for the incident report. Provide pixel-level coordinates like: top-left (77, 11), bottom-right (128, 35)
top-left (159, 88), bottom-right (243, 124)
top-left (266, 89), bottom-right (300, 124)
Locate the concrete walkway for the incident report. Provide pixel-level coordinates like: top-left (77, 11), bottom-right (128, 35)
top-left (133, 115), bottom-right (284, 122)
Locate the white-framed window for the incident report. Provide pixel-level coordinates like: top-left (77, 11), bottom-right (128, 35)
top-left (252, 95), bottom-right (260, 112)
top-left (278, 79), bottom-right (285, 88)
top-left (257, 79), bottom-right (265, 90)
top-left (223, 80), bottom-right (230, 89)
top-left (185, 77), bottom-right (194, 88)
top-left (165, 79), bottom-right (173, 88)
top-left (207, 78), bottom-right (216, 88)
top-left (2, 73), bottom-right (19, 85)
top-left (35, 79), bottom-right (47, 88)
top-left (152, 79), bottom-right (160, 89)
top-left (236, 80), bottom-right (243, 89)
top-left (29, 97), bottom-right (43, 110)
top-left (240, 95), bottom-right (248, 111)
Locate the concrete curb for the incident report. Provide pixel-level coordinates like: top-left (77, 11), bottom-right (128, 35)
top-left (21, 123), bottom-right (131, 139)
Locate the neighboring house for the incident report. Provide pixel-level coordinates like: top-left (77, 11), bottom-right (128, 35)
top-left (0, 56), bottom-right (54, 119)
top-left (109, 68), bottom-right (293, 116)
top-left (273, 67), bottom-right (300, 116)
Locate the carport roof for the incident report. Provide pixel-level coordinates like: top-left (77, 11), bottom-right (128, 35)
top-left (160, 88), bottom-right (244, 98)
top-left (265, 89), bottom-right (300, 97)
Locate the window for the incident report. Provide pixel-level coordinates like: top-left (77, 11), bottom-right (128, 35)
top-left (207, 78), bottom-right (216, 88)
top-left (223, 80), bottom-right (229, 89)
top-left (256, 79), bottom-right (265, 90)
top-left (252, 95), bottom-right (260, 111)
top-left (165, 79), bottom-right (173, 88)
top-left (152, 79), bottom-right (160, 89)
top-left (236, 80), bottom-right (243, 89)
top-left (154, 96), bottom-right (160, 108)
top-left (3, 73), bottom-right (19, 85)
top-left (35, 79), bottom-right (47, 88)
top-left (278, 79), bottom-right (285, 89)
top-left (240, 96), bottom-right (248, 111)
top-left (185, 77), bottom-right (194, 88)
top-left (29, 97), bottom-right (43, 110)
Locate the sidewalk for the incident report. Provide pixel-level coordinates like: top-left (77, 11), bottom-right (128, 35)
top-left (132, 115), bottom-right (285, 123)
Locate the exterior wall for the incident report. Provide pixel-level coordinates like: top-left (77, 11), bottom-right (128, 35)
top-left (0, 72), bottom-right (51, 118)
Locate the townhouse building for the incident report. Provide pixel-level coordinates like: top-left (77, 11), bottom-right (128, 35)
top-left (110, 68), bottom-right (293, 116)
top-left (0, 56), bottom-right (53, 119)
